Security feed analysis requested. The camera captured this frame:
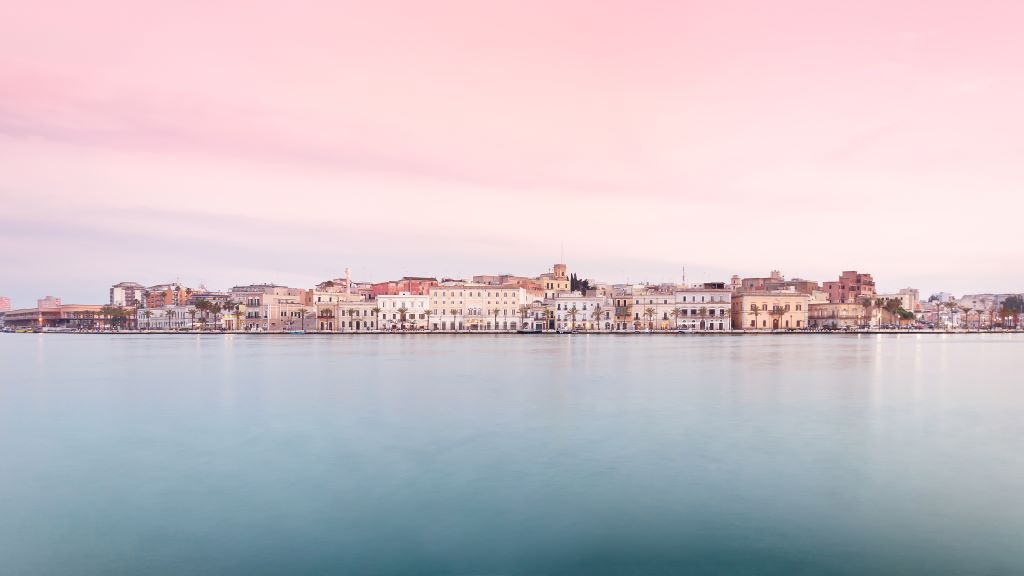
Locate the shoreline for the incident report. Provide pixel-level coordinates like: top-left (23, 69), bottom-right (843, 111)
top-left (4, 329), bottom-right (1021, 336)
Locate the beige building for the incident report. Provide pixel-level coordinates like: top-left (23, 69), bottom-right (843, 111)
top-left (231, 284), bottom-right (313, 332)
top-left (732, 292), bottom-right (810, 330)
top-left (429, 284), bottom-right (530, 331)
top-left (315, 300), bottom-right (378, 332)
top-left (808, 302), bottom-right (865, 329)
top-left (538, 263), bottom-right (571, 299)
top-left (312, 289), bottom-right (369, 332)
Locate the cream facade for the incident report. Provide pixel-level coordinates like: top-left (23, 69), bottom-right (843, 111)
top-left (315, 300), bottom-right (378, 332)
top-left (231, 284), bottom-right (313, 332)
top-left (732, 292), bottom-right (810, 330)
top-left (429, 284), bottom-right (529, 331)
top-left (312, 290), bottom-right (371, 332)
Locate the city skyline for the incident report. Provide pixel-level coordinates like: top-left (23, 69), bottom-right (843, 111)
top-left (3, 1), bottom-right (1024, 306)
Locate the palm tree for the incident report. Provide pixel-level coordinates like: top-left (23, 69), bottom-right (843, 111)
top-left (960, 306), bottom-right (972, 330)
top-left (398, 306), bottom-right (409, 330)
top-left (591, 304), bottom-right (604, 331)
top-left (142, 309), bottom-right (152, 330)
top-left (298, 308), bottom-right (310, 331)
top-left (883, 298), bottom-right (901, 327)
top-left (188, 308), bottom-right (198, 330)
top-left (518, 305), bottom-right (529, 330)
top-left (567, 305), bottom-right (579, 331)
top-left (424, 308), bottom-right (433, 331)
top-left (643, 307), bottom-right (656, 331)
top-left (749, 303), bottom-right (761, 330)
top-left (371, 306), bottom-right (381, 331)
top-left (670, 306), bottom-right (683, 330)
top-left (698, 306), bottom-right (708, 330)
top-left (859, 296), bottom-right (875, 328)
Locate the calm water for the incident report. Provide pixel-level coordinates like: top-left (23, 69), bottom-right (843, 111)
top-left (1, 333), bottom-right (1022, 575)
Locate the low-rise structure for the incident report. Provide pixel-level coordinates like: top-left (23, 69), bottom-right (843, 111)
top-left (732, 292), bottom-right (810, 330)
top-left (674, 286), bottom-right (733, 331)
top-left (231, 284), bottom-right (314, 332)
top-left (377, 293), bottom-right (430, 330)
top-left (808, 302), bottom-right (866, 329)
top-left (3, 304), bottom-right (111, 329)
top-left (551, 292), bottom-right (612, 331)
top-left (137, 305), bottom-right (199, 330)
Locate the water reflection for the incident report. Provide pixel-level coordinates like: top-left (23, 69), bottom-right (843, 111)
top-left (0, 333), bottom-right (1021, 575)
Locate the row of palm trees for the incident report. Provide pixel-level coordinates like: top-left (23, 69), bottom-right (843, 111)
top-left (856, 296), bottom-right (916, 328)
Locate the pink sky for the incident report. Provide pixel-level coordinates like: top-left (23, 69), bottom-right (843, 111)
top-left (2, 0), bottom-right (1023, 306)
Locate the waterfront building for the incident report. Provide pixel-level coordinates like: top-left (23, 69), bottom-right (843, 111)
top-left (315, 301), bottom-right (378, 332)
top-left (3, 304), bottom-right (110, 329)
top-left (428, 283), bottom-right (530, 331)
top-left (311, 287), bottom-right (367, 332)
top-left (136, 305), bottom-right (200, 330)
top-left (551, 292), bottom-right (612, 331)
top-left (808, 302), bottom-right (866, 329)
top-left (731, 292), bottom-right (810, 330)
top-left (613, 290), bottom-right (634, 331)
top-left (231, 284), bottom-right (314, 332)
top-left (626, 283), bottom-right (732, 331)
top-left (377, 293), bottom-right (430, 330)
top-left (629, 288), bottom-right (680, 331)
top-left (824, 271), bottom-right (876, 304)
top-left (109, 282), bottom-right (146, 307)
top-left (674, 286), bottom-right (732, 331)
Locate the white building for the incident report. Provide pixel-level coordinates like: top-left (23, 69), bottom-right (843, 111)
top-left (137, 305), bottom-right (198, 330)
top-left (551, 292), bottom-right (612, 331)
top-left (623, 286), bottom-right (733, 331)
top-left (674, 288), bottom-right (732, 331)
top-left (377, 293), bottom-right (430, 330)
top-left (110, 282), bottom-right (146, 308)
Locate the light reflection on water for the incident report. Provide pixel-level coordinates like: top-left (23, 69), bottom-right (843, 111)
top-left (1, 333), bottom-right (1022, 575)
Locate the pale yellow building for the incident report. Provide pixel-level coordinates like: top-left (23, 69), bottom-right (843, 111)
top-left (732, 292), bottom-right (810, 330)
top-left (429, 284), bottom-right (529, 331)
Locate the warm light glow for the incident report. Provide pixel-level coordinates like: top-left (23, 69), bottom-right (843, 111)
top-left (2, 1), bottom-right (1023, 306)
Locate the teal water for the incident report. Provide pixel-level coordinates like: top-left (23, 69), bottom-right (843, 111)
top-left (1, 333), bottom-right (1022, 575)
